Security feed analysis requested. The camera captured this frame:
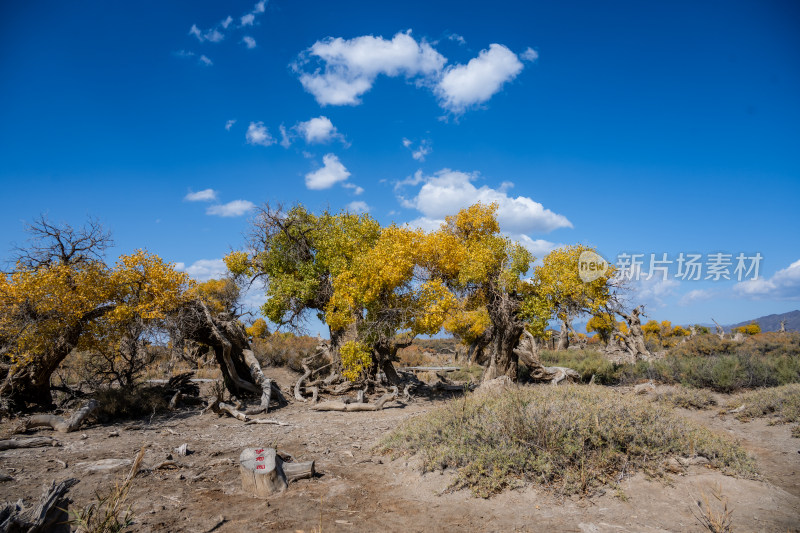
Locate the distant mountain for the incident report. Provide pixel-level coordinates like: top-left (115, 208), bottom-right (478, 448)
top-left (726, 310), bottom-right (800, 333)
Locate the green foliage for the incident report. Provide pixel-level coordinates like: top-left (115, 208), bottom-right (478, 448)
top-left (379, 385), bottom-right (756, 497)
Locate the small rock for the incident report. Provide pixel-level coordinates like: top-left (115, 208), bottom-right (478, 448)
top-left (175, 443), bottom-right (189, 456)
top-left (108, 430), bottom-right (120, 438)
top-left (77, 458), bottom-right (133, 473)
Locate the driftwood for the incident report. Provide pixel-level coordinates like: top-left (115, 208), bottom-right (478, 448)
top-left (244, 418), bottom-right (291, 426)
top-left (0, 478), bottom-right (78, 533)
top-left (310, 387), bottom-right (398, 412)
top-left (294, 361), bottom-right (313, 402)
top-left (239, 447), bottom-right (315, 497)
top-left (15, 400), bottom-right (98, 434)
top-left (0, 437), bottom-right (59, 451)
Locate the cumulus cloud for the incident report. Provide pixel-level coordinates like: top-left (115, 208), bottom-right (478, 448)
top-left (294, 30), bottom-right (447, 106)
top-left (241, 13), bottom-right (255, 26)
top-left (184, 189), bottom-right (217, 202)
top-left (175, 259), bottom-right (227, 281)
top-left (513, 235), bottom-right (559, 257)
top-left (734, 259), bottom-right (800, 300)
top-left (242, 36), bottom-right (256, 49)
top-left (436, 44), bottom-right (524, 112)
top-left (347, 201), bottom-right (369, 213)
top-left (305, 154), bottom-right (351, 190)
top-left (199, 55), bottom-right (213, 66)
top-left (246, 121), bottom-right (275, 146)
top-left (253, 1), bottom-right (267, 13)
top-left (206, 200), bottom-right (256, 217)
top-left (296, 116), bottom-right (346, 144)
top-left (399, 169), bottom-right (572, 233)
top-left (225, 119), bottom-right (236, 131)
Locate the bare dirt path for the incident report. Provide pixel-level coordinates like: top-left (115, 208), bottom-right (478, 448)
top-left (1, 378), bottom-right (798, 532)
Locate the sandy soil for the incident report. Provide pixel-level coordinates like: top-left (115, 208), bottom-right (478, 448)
top-left (1, 374), bottom-right (798, 532)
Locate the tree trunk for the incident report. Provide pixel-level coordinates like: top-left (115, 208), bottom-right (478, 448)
top-left (0, 305), bottom-right (113, 412)
top-left (177, 300), bottom-right (285, 411)
top-left (483, 285), bottom-right (523, 382)
top-left (556, 319), bottom-right (570, 351)
top-left (239, 448), bottom-right (315, 497)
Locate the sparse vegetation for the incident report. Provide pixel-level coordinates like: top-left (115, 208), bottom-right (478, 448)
top-left (654, 387), bottom-right (718, 409)
top-left (726, 383), bottom-right (800, 424)
top-left (379, 384), bottom-right (756, 497)
top-left (91, 385), bottom-right (171, 422)
top-left (693, 483), bottom-right (735, 533)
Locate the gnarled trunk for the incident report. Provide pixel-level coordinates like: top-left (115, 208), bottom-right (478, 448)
top-left (483, 286), bottom-right (523, 382)
top-left (177, 300), bottom-right (285, 410)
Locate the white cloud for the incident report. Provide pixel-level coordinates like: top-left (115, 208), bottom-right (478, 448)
top-left (404, 217), bottom-right (444, 232)
top-left (241, 13), bottom-right (255, 26)
top-left (206, 200), bottom-right (256, 217)
top-left (412, 139), bottom-right (431, 161)
top-left (245, 121), bottom-right (275, 146)
top-left (521, 47), bottom-right (539, 62)
top-left (199, 55), bottom-right (213, 66)
top-left (402, 138), bottom-right (413, 148)
top-left (253, 1), bottom-right (267, 14)
top-left (436, 44), bottom-right (523, 112)
top-left (394, 169), bottom-right (426, 192)
top-left (513, 234), bottom-right (559, 257)
top-left (175, 259), bottom-right (227, 281)
top-left (400, 169), bottom-right (572, 233)
top-left (448, 33), bottom-right (466, 45)
top-left (294, 30), bottom-right (446, 106)
top-left (174, 50), bottom-right (195, 58)
top-left (221, 16), bottom-right (233, 29)
top-left (305, 154), bottom-right (351, 190)
top-left (679, 289), bottom-right (714, 306)
top-left (225, 119), bottom-right (236, 131)
top-left (242, 36), bottom-right (256, 49)
top-left (343, 183), bottom-right (364, 195)
top-left (279, 124), bottom-right (291, 148)
top-left (734, 259), bottom-right (800, 300)
top-left (184, 189), bottom-right (218, 202)
top-left (347, 201), bottom-right (369, 213)
top-left (296, 116), bottom-right (345, 144)
top-left (189, 24), bottom-right (224, 43)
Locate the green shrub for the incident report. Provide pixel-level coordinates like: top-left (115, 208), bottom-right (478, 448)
top-left (379, 385), bottom-right (756, 497)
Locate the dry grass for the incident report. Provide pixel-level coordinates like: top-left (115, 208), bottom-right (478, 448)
top-left (379, 384), bottom-right (756, 497)
top-left (654, 387), bottom-right (718, 409)
top-left (692, 483), bottom-right (735, 533)
top-left (70, 447), bottom-right (145, 532)
top-left (726, 383), bottom-right (800, 425)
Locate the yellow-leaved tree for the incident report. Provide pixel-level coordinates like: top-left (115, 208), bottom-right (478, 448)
top-left (0, 218), bottom-right (192, 410)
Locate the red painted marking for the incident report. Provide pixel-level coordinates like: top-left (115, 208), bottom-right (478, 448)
top-left (256, 456), bottom-right (264, 462)
top-left (256, 465), bottom-right (265, 470)
top-left (255, 449), bottom-right (264, 453)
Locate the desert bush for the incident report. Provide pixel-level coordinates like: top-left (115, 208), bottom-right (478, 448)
top-left (726, 383), bottom-right (800, 424)
top-left (251, 332), bottom-right (318, 372)
top-left (654, 387), bottom-right (717, 409)
top-left (379, 385), bottom-right (756, 497)
top-left (448, 364), bottom-right (484, 383)
top-left (91, 385), bottom-right (170, 422)
top-left (542, 347), bottom-right (800, 392)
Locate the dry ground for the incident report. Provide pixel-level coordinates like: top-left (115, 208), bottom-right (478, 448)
top-left (1, 372), bottom-right (798, 532)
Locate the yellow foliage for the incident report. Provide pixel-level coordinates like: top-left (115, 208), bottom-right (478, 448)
top-left (733, 322), bottom-right (761, 336)
top-left (246, 318), bottom-right (269, 339)
top-left (340, 340), bottom-right (372, 382)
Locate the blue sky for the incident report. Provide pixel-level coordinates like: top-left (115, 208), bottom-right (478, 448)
top-left (1, 0), bottom-right (799, 332)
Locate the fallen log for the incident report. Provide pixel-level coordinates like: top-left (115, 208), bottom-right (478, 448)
top-left (15, 400), bottom-right (98, 434)
top-left (0, 478), bottom-right (78, 533)
top-left (310, 387), bottom-right (398, 412)
top-left (239, 447), bottom-right (315, 497)
top-left (0, 437), bottom-right (60, 451)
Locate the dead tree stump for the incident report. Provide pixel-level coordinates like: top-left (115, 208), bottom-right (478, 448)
top-left (239, 448), bottom-right (314, 497)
